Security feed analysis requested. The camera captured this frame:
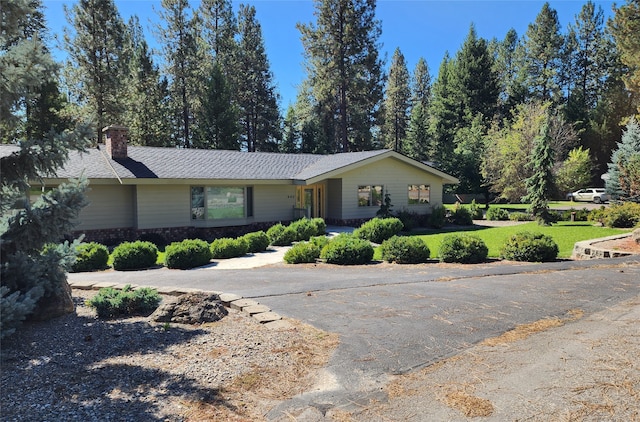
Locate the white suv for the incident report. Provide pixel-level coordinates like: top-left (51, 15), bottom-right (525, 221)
top-left (567, 188), bottom-right (610, 203)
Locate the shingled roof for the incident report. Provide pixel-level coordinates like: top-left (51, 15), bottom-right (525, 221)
top-left (0, 145), bottom-right (458, 184)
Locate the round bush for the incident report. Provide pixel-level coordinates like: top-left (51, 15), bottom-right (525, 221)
top-left (438, 234), bottom-right (488, 264)
top-left (71, 242), bottom-right (109, 272)
top-left (289, 218), bottom-right (318, 241)
top-left (284, 242), bottom-right (321, 264)
top-left (500, 231), bottom-right (559, 262)
top-left (112, 241), bottom-right (158, 271)
top-left (242, 231), bottom-right (270, 253)
top-left (210, 237), bottom-right (249, 259)
top-left (267, 223), bottom-right (297, 246)
top-left (429, 205), bottom-right (447, 228)
top-left (165, 239), bottom-right (212, 269)
top-left (311, 218), bottom-right (327, 236)
top-left (320, 234), bottom-right (374, 265)
top-left (380, 236), bottom-right (430, 264)
top-left (602, 202), bottom-right (640, 228)
top-left (86, 285), bottom-right (161, 318)
top-left (449, 206), bottom-right (473, 225)
top-left (353, 217), bottom-right (404, 244)
top-left (486, 207), bottom-right (510, 221)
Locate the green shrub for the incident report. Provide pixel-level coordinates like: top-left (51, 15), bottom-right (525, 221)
top-left (486, 207), bottom-right (510, 221)
top-left (242, 231), bottom-right (270, 253)
top-left (267, 223), bottom-right (297, 246)
top-left (353, 217), bottom-right (404, 244)
top-left (396, 210), bottom-right (421, 231)
top-left (310, 235), bottom-right (330, 249)
top-left (310, 218), bottom-right (327, 236)
top-left (560, 208), bottom-right (591, 222)
top-left (137, 232), bottom-right (168, 249)
top-left (380, 236), bottom-right (430, 264)
top-left (289, 218), bottom-right (318, 241)
top-left (438, 234), bottom-right (488, 264)
top-left (210, 237), bottom-right (249, 259)
top-left (86, 285), bottom-right (161, 318)
top-left (509, 212), bottom-right (533, 221)
top-left (428, 205), bottom-right (447, 228)
top-left (601, 202), bottom-right (640, 228)
top-left (320, 234), bottom-right (374, 265)
top-left (112, 241), bottom-right (158, 271)
top-left (164, 239), bottom-right (212, 269)
top-left (500, 231), bottom-right (559, 262)
top-left (469, 199), bottom-right (484, 220)
top-left (284, 242), bottom-right (321, 264)
top-left (449, 204), bottom-right (473, 225)
top-left (71, 242), bottom-right (109, 272)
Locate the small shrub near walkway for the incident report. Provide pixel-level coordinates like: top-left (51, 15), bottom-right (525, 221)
top-left (321, 234), bottom-right (374, 265)
top-left (86, 285), bottom-right (161, 318)
top-left (165, 239), bottom-right (212, 269)
top-left (500, 231), bottom-right (559, 262)
top-left (380, 236), bottom-right (430, 264)
top-left (112, 241), bottom-right (158, 271)
top-left (438, 234), bottom-right (488, 264)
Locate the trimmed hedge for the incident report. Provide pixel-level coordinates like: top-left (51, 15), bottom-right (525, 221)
top-left (210, 237), bottom-right (249, 259)
top-left (165, 239), bottom-right (212, 269)
top-left (267, 223), bottom-right (297, 246)
top-left (380, 236), bottom-right (430, 264)
top-left (242, 231), bottom-right (270, 253)
top-left (353, 217), bottom-right (404, 244)
top-left (112, 241), bottom-right (158, 271)
top-left (320, 234), bottom-right (374, 265)
top-left (289, 218), bottom-right (318, 241)
top-left (284, 242), bottom-right (321, 264)
top-left (500, 231), bottom-right (559, 262)
top-left (486, 207), bottom-right (510, 221)
top-left (311, 218), bottom-right (327, 236)
top-left (86, 285), bottom-right (161, 318)
top-left (438, 234), bottom-right (488, 264)
top-left (71, 242), bottom-right (109, 272)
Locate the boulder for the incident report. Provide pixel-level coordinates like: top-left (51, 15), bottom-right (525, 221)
top-left (29, 280), bottom-right (75, 321)
top-left (150, 292), bottom-right (227, 324)
top-left (633, 228), bottom-right (640, 245)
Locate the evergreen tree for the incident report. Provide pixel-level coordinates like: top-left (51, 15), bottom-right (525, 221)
top-left (609, 0), bottom-right (640, 115)
top-left (1, 0), bottom-right (93, 338)
top-left (428, 53), bottom-right (457, 170)
top-left (198, 0), bottom-right (237, 67)
top-left (523, 117), bottom-right (555, 225)
top-left (404, 58), bottom-right (431, 160)
top-left (382, 47), bottom-right (411, 152)
top-left (491, 28), bottom-right (527, 120)
top-left (281, 105), bottom-right (300, 153)
top-left (193, 62), bottom-right (240, 150)
top-left (453, 114), bottom-right (488, 194)
top-left (157, 0), bottom-right (200, 148)
top-left (412, 57), bottom-right (432, 110)
top-left (606, 117), bottom-right (640, 200)
top-left (64, 0), bottom-right (128, 142)
top-left (523, 2), bottom-right (564, 103)
top-left (298, 0), bottom-right (385, 152)
top-left (235, 4), bottom-right (281, 152)
top-left (124, 16), bottom-right (172, 146)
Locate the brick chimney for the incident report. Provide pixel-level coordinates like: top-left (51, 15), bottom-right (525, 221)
top-left (103, 125), bottom-right (128, 159)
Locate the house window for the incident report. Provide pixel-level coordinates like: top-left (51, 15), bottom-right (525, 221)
top-left (191, 186), bottom-right (250, 220)
top-left (358, 185), bottom-right (383, 207)
top-left (408, 184), bottom-right (430, 205)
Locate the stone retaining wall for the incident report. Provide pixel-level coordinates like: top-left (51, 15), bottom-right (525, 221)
top-left (572, 233), bottom-right (634, 259)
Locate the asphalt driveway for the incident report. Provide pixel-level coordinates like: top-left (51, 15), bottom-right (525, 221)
top-left (68, 255), bottom-right (640, 419)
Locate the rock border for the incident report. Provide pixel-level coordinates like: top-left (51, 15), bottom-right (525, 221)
top-left (69, 281), bottom-right (289, 329)
top-left (572, 233), bottom-right (636, 259)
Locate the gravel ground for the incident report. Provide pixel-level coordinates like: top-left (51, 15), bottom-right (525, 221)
top-left (0, 290), bottom-right (338, 421)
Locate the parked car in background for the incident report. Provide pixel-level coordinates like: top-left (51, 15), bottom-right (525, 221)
top-left (566, 188), bottom-right (610, 203)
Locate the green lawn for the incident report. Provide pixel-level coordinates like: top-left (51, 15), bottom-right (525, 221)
top-left (374, 222), bottom-right (630, 260)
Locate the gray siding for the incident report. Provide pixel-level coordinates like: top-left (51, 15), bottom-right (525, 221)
top-left (77, 184), bottom-right (135, 230)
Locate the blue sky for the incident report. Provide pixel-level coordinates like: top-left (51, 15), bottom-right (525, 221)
top-left (42, 0), bottom-right (616, 109)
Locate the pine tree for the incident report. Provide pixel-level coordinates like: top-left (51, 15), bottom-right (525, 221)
top-left (64, 0), bottom-right (128, 142)
top-left (298, 0), bottom-right (385, 152)
top-left (281, 105), bottom-right (300, 153)
top-left (606, 117), bottom-right (640, 200)
top-left (193, 63), bottom-right (240, 150)
top-left (382, 47), bottom-right (411, 152)
top-left (522, 117), bottom-right (555, 225)
top-left (609, 0), bottom-right (640, 115)
top-left (523, 2), bottom-right (564, 103)
top-left (198, 0), bottom-right (237, 70)
top-left (412, 57), bottom-right (432, 110)
top-left (404, 58), bottom-right (431, 160)
top-left (157, 0), bottom-right (200, 148)
top-left (1, 0), bottom-right (93, 339)
top-left (428, 53), bottom-right (457, 170)
top-left (236, 4), bottom-right (281, 152)
top-left (491, 28), bottom-right (527, 120)
top-left (124, 16), bottom-right (172, 146)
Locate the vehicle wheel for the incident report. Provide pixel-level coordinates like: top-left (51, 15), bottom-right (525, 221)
top-left (594, 197), bottom-right (601, 204)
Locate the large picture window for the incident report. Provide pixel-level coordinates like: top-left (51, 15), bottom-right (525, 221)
top-left (358, 185), bottom-right (383, 207)
top-left (408, 184), bottom-right (430, 205)
top-left (191, 186), bottom-right (252, 220)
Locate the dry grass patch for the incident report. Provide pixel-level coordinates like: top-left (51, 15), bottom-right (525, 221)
top-left (443, 389), bottom-right (494, 417)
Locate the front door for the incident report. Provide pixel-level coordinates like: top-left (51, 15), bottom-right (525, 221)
top-left (296, 185), bottom-right (324, 219)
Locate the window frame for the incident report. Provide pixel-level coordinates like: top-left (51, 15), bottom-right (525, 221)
top-left (191, 185), bottom-right (253, 221)
top-left (407, 184), bottom-right (430, 205)
top-left (357, 185), bottom-right (384, 207)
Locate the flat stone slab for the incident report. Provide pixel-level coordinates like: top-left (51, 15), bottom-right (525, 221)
top-left (91, 282), bottom-right (119, 289)
top-left (243, 304), bottom-right (271, 316)
top-left (219, 293), bottom-right (242, 305)
top-left (264, 319), bottom-right (294, 330)
top-left (69, 280), bottom-right (96, 289)
top-left (253, 311), bottom-right (282, 324)
top-left (230, 298), bottom-right (260, 311)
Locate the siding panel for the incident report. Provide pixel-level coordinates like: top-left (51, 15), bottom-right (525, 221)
top-left (77, 185), bottom-right (135, 230)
